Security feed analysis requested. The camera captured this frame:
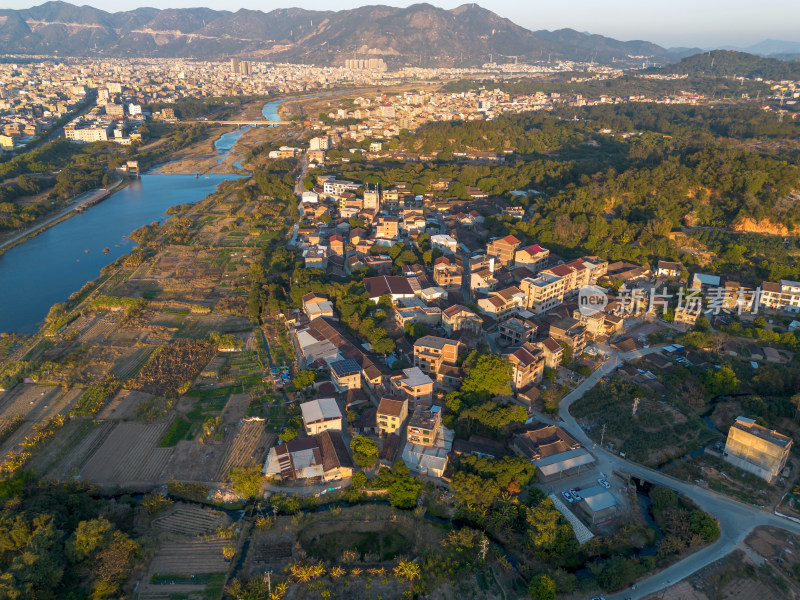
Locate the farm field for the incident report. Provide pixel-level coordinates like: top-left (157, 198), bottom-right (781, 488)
top-left (213, 418), bottom-right (273, 480)
top-left (0, 385), bottom-right (80, 457)
top-left (79, 420), bottom-right (174, 484)
top-left (148, 537), bottom-right (230, 575)
top-left (152, 503), bottom-right (231, 535)
top-left (0, 384), bottom-right (77, 422)
top-left (97, 388), bottom-right (154, 420)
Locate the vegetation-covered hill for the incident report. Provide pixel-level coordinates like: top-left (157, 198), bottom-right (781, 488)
top-left (660, 49), bottom-right (800, 80)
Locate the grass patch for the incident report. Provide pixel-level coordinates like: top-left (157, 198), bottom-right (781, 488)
top-left (150, 574), bottom-right (219, 585)
top-left (300, 524), bottom-right (412, 562)
top-left (160, 418), bottom-right (196, 447)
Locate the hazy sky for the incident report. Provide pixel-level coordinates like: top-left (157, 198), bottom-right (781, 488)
top-left (7, 0), bottom-right (800, 48)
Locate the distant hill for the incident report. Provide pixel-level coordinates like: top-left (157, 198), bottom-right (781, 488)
top-left (661, 49), bottom-right (800, 80)
top-left (0, 0), bottom-right (687, 67)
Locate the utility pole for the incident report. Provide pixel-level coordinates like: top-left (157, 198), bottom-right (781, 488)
top-left (265, 571), bottom-right (272, 596)
top-left (600, 423), bottom-right (606, 449)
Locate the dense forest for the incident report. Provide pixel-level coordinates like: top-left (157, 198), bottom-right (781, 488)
top-left (0, 476), bottom-right (140, 599)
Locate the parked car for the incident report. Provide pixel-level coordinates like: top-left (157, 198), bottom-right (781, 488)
top-left (598, 478), bottom-right (610, 489)
top-left (561, 491), bottom-right (574, 503)
top-left (569, 488), bottom-right (582, 501)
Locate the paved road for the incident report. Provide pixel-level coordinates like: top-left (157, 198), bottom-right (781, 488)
top-left (556, 345), bottom-right (800, 600)
top-left (287, 151), bottom-right (309, 246)
top-left (0, 178), bottom-right (123, 253)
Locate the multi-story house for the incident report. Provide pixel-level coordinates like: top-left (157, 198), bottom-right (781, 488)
top-left (413, 336), bottom-right (461, 376)
top-left (723, 416), bottom-right (792, 483)
top-left (477, 286), bottom-right (526, 321)
top-left (760, 280), bottom-right (800, 313)
top-left (407, 405), bottom-right (442, 447)
top-left (514, 244), bottom-right (550, 273)
top-left (504, 342), bottom-right (545, 390)
top-left (330, 359), bottom-right (362, 392)
top-left (433, 257), bottom-right (463, 290)
top-left (389, 367), bottom-right (434, 408)
top-left (322, 178), bottom-right (359, 196)
top-left (430, 234), bottom-right (459, 255)
top-left (498, 317), bottom-right (538, 345)
top-left (442, 305), bottom-right (483, 336)
top-left (377, 396), bottom-right (408, 435)
top-left (548, 317), bottom-right (587, 356)
top-left (536, 337), bottom-right (564, 369)
top-left (375, 216), bottom-right (400, 240)
top-left (471, 268), bottom-right (498, 295)
top-left (487, 235), bottom-right (521, 267)
top-left (520, 274), bottom-right (565, 314)
top-left (300, 397), bottom-right (343, 435)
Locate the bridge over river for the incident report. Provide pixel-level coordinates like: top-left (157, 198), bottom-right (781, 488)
top-left (183, 120), bottom-right (291, 126)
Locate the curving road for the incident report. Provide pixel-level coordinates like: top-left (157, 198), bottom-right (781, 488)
top-left (555, 345), bottom-right (800, 599)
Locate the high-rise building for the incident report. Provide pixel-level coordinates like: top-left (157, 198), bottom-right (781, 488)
top-left (230, 58), bottom-right (240, 74)
top-left (344, 58), bottom-right (387, 71)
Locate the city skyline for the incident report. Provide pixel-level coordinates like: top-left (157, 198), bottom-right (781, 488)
top-left (3, 0), bottom-right (800, 50)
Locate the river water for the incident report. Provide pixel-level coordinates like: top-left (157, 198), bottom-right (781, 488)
top-left (0, 94), bottom-right (326, 335)
top-left (0, 174), bottom-right (235, 335)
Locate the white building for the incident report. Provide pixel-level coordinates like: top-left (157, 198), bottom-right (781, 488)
top-left (300, 397), bottom-right (343, 435)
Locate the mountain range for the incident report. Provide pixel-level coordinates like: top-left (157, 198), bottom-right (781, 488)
top-left (0, 1), bottom-right (693, 66)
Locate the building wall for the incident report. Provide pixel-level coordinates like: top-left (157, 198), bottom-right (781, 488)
top-left (724, 427), bottom-right (790, 482)
top-left (306, 417), bottom-right (343, 436)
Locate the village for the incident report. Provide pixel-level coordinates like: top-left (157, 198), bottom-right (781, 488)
top-left (2, 81), bottom-right (800, 598)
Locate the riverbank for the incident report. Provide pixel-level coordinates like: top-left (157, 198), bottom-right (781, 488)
top-left (0, 177), bottom-right (127, 257)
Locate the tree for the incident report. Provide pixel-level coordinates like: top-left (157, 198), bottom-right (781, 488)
top-left (701, 366), bottom-right (738, 396)
top-left (292, 370), bottom-right (316, 389)
top-left (67, 518), bottom-right (113, 563)
top-left (559, 343), bottom-right (573, 365)
top-left (526, 500), bottom-right (561, 549)
top-left (462, 353), bottom-right (512, 397)
top-left (689, 511), bottom-right (719, 542)
top-left (93, 531), bottom-right (139, 587)
top-left (389, 474), bottom-right (422, 509)
top-left (228, 464), bottom-right (264, 499)
top-left (350, 471), bottom-right (367, 489)
top-left (222, 544), bottom-right (236, 561)
top-left (279, 426), bottom-right (297, 442)
top-left (350, 435), bottom-right (378, 469)
top-left (529, 574), bottom-right (556, 600)
top-left (404, 322), bottom-right (427, 341)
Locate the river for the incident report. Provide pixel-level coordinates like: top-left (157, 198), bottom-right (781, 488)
top-left (0, 94), bottom-right (324, 336)
top-left (0, 174), bottom-right (235, 335)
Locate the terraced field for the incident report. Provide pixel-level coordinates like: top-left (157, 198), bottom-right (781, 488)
top-left (152, 504), bottom-right (231, 535)
top-left (149, 536), bottom-right (230, 575)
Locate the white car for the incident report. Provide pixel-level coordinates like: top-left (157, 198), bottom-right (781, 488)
top-left (598, 478), bottom-right (610, 489)
top-left (569, 488), bottom-right (582, 501)
top-left (561, 491), bottom-right (574, 503)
